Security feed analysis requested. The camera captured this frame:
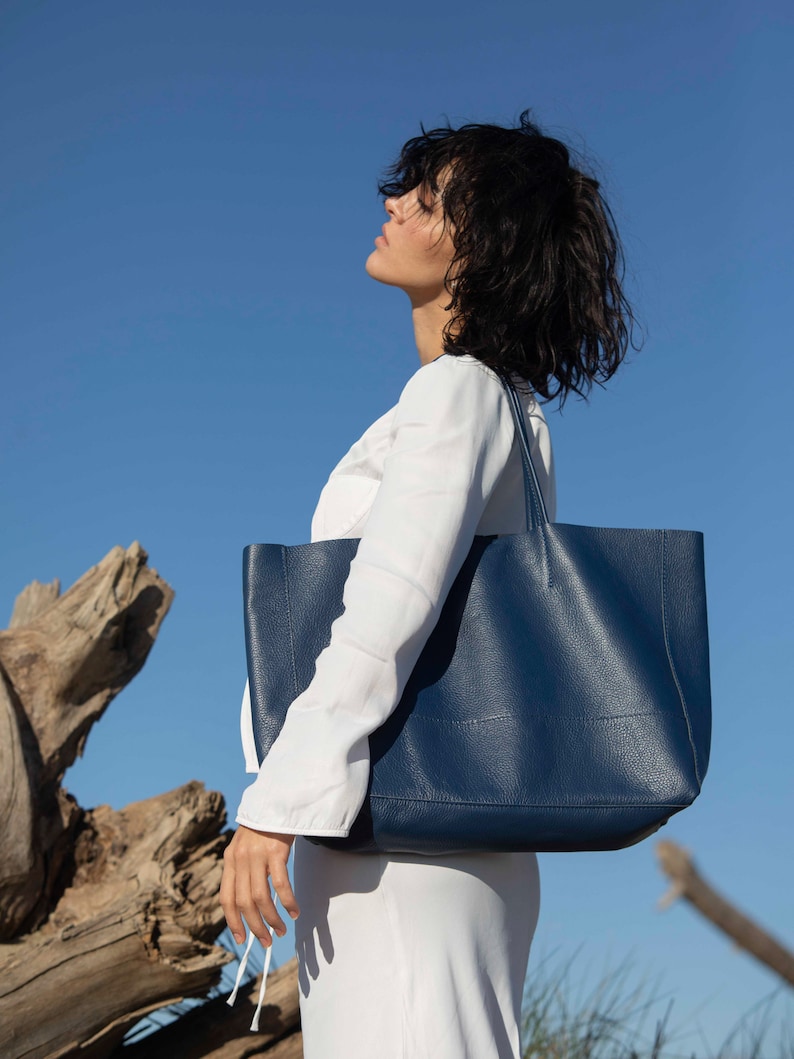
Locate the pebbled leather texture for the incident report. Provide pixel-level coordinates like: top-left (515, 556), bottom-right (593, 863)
top-left (244, 376), bottom-right (711, 854)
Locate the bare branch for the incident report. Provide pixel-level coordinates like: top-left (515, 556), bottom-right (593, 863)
top-left (657, 839), bottom-right (794, 989)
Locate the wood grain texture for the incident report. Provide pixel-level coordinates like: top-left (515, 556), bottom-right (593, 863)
top-left (8, 578), bottom-right (61, 629)
top-left (113, 958), bottom-right (302, 1058)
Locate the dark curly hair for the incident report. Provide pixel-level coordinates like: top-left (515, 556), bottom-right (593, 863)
top-left (378, 111), bottom-right (640, 403)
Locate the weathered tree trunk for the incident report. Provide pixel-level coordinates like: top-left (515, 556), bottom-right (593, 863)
top-left (0, 782), bottom-right (233, 1058)
top-left (657, 839), bottom-right (794, 988)
top-left (0, 543), bottom-right (174, 940)
top-left (0, 544), bottom-right (303, 1058)
top-left (114, 957), bottom-right (302, 1058)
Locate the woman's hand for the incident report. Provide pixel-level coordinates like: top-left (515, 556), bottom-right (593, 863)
top-left (220, 825), bottom-right (300, 946)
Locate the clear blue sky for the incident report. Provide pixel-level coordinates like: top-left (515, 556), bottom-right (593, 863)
top-left (2, 0), bottom-right (792, 1051)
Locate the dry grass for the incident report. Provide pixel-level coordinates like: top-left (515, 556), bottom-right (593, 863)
top-left (521, 949), bottom-right (793, 1059)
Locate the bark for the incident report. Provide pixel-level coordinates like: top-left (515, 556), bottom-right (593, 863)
top-left (657, 839), bottom-right (794, 989)
top-left (113, 957), bottom-right (302, 1058)
top-left (0, 783), bottom-right (234, 1059)
top-left (264, 1034), bottom-right (304, 1059)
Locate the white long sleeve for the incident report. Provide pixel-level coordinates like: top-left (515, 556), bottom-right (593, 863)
top-left (234, 354), bottom-right (544, 835)
top-left (240, 680), bottom-right (259, 774)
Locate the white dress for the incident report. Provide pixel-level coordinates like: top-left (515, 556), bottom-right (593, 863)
top-left (234, 353), bottom-right (556, 1058)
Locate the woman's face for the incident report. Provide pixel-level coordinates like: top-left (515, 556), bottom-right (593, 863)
top-left (365, 183), bottom-right (456, 303)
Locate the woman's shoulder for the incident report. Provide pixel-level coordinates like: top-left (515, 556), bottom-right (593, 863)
top-left (409, 351), bottom-right (499, 381)
top-left (397, 352), bottom-right (507, 408)
top-left (396, 352), bottom-right (543, 427)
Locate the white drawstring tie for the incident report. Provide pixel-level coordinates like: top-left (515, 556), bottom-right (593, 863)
top-left (225, 925), bottom-right (275, 1032)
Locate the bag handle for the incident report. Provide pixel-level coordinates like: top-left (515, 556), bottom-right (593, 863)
top-left (496, 372), bottom-right (549, 532)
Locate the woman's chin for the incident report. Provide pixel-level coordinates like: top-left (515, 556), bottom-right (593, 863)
top-left (365, 252), bottom-right (398, 287)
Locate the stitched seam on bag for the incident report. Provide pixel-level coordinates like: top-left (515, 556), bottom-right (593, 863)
top-left (404, 714), bottom-right (515, 725)
top-left (369, 795), bottom-right (689, 808)
top-left (404, 710), bottom-right (680, 725)
top-left (660, 529), bottom-right (701, 789)
top-left (281, 546), bottom-right (300, 700)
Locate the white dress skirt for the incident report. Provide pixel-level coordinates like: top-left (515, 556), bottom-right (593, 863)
top-left (234, 354), bottom-right (556, 1058)
top-left (293, 840), bottom-right (540, 1058)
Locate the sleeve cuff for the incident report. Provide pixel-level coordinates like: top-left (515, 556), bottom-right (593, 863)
top-left (234, 813), bottom-right (351, 838)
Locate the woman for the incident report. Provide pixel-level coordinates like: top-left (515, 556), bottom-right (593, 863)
top-left (220, 111), bottom-right (635, 1058)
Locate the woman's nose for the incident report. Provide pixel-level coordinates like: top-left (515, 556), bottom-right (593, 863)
top-left (384, 195), bottom-right (402, 220)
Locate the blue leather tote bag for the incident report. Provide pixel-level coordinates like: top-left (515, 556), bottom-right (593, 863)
top-left (244, 374), bottom-right (711, 854)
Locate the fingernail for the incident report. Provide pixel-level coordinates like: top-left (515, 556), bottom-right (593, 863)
top-left (233, 932), bottom-right (244, 943)
top-left (289, 910), bottom-right (299, 919)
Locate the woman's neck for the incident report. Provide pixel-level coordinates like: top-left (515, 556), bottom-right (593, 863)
top-left (410, 295), bottom-right (452, 366)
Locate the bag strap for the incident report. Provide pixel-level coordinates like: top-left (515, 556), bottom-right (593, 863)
top-left (496, 372), bottom-right (549, 532)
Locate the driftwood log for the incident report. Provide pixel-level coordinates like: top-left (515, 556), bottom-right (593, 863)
top-left (114, 957), bottom-right (302, 1058)
top-left (657, 839), bottom-right (794, 989)
top-left (0, 544), bottom-right (303, 1058)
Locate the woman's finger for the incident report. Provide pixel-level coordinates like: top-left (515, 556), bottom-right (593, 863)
top-left (219, 846), bottom-right (246, 943)
top-left (269, 858), bottom-right (300, 921)
top-left (246, 874), bottom-right (285, 942)
top-left (232, 854), bottom-right (275, 944)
